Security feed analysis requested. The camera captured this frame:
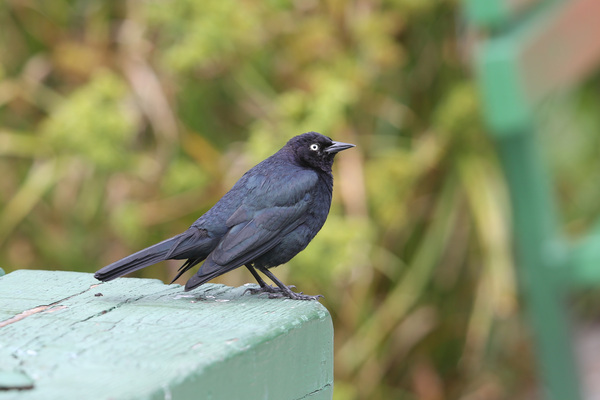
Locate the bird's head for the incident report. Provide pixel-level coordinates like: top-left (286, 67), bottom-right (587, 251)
top-left (287, 132), bottom-right (355, 172)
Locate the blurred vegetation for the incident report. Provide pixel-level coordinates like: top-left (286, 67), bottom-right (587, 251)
top-left (2, 0), bottom-right (600, 399)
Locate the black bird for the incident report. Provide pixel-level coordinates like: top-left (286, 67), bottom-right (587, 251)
top-left (94, 132), bottom-right (355, 300)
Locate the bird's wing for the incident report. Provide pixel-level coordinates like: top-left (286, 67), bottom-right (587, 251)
top-left (183, 203), bottom-right (310, 291)
top-left (214, 204), bottom-right (308, 267)
top-left (207, 169), bottom-right (318, 269)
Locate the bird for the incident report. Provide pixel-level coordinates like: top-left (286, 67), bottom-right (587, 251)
top-left (94, 132), bottom-right (355, 300)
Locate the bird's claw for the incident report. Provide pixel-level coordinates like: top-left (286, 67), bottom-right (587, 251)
top-left (244, 284), bottom-right (294, 295)
top-left (269, 292), bottom-right (324, 301)
top-left (245, 285), bottom-right (322, 301)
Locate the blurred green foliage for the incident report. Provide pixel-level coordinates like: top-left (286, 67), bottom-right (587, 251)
top-left (2, 1), bottom-right (600, 399)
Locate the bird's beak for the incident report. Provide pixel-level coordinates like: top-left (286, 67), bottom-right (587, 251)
top-left (324, 141), bottom-right (356, 154)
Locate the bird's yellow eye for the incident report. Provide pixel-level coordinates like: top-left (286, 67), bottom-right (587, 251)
top-left (310, 144), bottom-right (319, 151)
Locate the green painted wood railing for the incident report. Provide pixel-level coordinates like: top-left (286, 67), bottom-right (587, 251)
top-left (0, 270), bottom-right (333, 400)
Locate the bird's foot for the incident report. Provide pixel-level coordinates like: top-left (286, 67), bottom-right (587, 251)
top-left (272, 291), bottom-right (323, 301)
top-left (245, 284), bottom-right (294, 295)
top-left (245, 284), bottom-right (322, 301)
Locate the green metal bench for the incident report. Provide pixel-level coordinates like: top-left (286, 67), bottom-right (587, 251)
top-left (466, 0), bottom-right (600, 398)
top-left (0, 269), bottom-right (333, 399)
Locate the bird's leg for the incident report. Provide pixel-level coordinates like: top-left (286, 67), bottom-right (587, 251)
top-left (256, 267), bottom-right (323, 301)
top-left (244, 264), bottom-right (294, 295)
top-left (245, 264), bottom-right (269, 288)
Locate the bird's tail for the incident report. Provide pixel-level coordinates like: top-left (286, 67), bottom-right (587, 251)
top-left (94, 236), bottom-right (181, 282)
